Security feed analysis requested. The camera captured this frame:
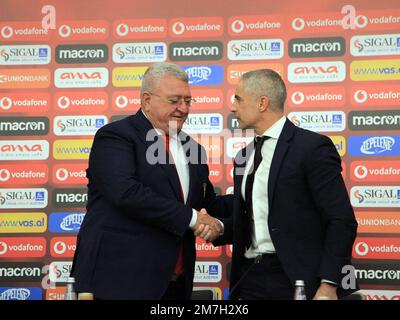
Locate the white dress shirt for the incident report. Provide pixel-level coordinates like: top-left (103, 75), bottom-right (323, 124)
top-left (241, 116), bottom-right (286, 259)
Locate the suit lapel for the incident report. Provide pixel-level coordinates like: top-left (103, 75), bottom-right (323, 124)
top-left (268, 119), bottom-right (296, 210)
top-left (131, 110), bottom-right (183, 202)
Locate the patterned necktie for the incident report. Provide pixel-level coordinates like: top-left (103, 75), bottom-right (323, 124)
top-left (244, 136), bottom-right (270, 249)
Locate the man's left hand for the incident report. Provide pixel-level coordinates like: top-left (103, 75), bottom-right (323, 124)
top-left (313, 282), bottom-right (338, 300)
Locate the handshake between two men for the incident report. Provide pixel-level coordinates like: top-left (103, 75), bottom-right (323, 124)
top-left (192, 209), bottom-right (223, 243)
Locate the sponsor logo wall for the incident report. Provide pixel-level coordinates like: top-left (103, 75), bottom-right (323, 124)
top-left (0, 0), bottom-right (399, 300)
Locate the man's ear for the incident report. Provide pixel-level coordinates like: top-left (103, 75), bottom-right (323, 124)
top-left (259, 96), bottom-right (269, 112)
top-left (142, 91), bottom-right (151, 111)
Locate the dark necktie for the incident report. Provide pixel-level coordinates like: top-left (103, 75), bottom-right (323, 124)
top-left (244, 136), bottom-right (270, 249)
top-left (166, 135), bottom-right (185, 277)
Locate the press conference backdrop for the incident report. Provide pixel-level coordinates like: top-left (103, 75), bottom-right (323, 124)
top-left (0, 0), bottom-right (399, 300)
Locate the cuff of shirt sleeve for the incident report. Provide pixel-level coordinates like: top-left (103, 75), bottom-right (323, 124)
top-left (189, 209), bottom-right (197, 229)
top-left (321, 279), bottom-right (338, 287)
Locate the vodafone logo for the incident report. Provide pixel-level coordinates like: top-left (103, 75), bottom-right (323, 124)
top-left (115, 95), bottom-right (129, 109)
top-left (59, 24), bottom-right (72, 38)
top-left (116, 23), bottom-right (129, 36)
top-left (355, 242), bottom-right (369, 256)
top-left (0, 97), bottom-right (13, 110)
top-left (354, 90), bottom-right (368, 104)
top-left (292, 18), bottom-right (305, 31)
top-left (355, 15), bottom-right (368, 29)
top-left (57, 96), bottom-right (70, 109)
top-left (291, 91), bottom-right (305, 105)
top-left (231, 19), bottom-right (245, 33)
top-left (55, 168), bottom-right (69, 182)
top-left (172, 22), bottom-right (185, 35)
top-left (53, 241), bottom-right (67, 255)
top-left (1, 26), bottom-right (13, 39)
top-left (0, 241), bottom-right (8, 255)
top-left (354, 165), bottom-right (368, 179)
top-left (0, 169), bottom-right (11, 182)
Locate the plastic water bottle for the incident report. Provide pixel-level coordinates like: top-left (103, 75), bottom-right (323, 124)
top-left (294, 280), bottom-right (307, 300)
top-left (64, 277), bottom-right (77, 300)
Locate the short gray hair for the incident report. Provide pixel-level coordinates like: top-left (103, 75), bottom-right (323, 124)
top-left (141, 62), bottom-right (189, 95)
top-left (240, 69), bottom-right (287, 112)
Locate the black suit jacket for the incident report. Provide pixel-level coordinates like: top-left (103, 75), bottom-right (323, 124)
top-left (71, 111), bottom-right (232, 299)
top-left (217, 119), bottom-right (358, 299)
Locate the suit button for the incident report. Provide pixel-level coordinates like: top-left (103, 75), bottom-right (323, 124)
top-left (271, 228), bottom-right (278, 232)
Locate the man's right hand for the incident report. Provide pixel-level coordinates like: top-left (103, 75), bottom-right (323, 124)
top-left (193, 209), bottom-right (223, 242)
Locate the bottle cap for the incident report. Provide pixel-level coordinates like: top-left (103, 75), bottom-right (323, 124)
top-left (295, 280), bottom-right (305, 286)
top-left (78, 292), bottom-right (94, 300)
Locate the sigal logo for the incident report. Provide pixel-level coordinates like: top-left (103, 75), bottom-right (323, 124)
top-left (289, 111), bottom-right (345, 132)
top-left (0, 237), bottom-right (46, 258)
top-left (288, 37), bottom-right (345, 58)
top-left (0, 188), bottom-right (48, 209)
top-left (228, 39), bottom-right (283, 60)
top-left (169, 41), bottom-right (223, 61)
top-left (0, 93), bottom-right (50, 113)
top-left (351, 160), bottom-right (400, 182)
top-left (55, 67), bottom-right (108, 88)
top-left (52, 163), bottom-right (87, 185)
top-left (228, 15), bottom-right (283, 36)
top-left (113, 42), bottom-right (166, 63)
top-left (351, 186), bottom-right (400, 207)
top-left (57, 20), bottom-right (108, 40)
top-left (114, 19), bottom-right (167, 39)
top-left (194, 261), bottom-right (222, 283)
top-left (0, 45), bottom-right (50, 65)
top-left (288, 86), bottom-right (345, 108)
top-left (351, 33), bottom-right (400, 57)
top-left (0, 21), bottom-right (50, 41)
top-left (49, 212), bottom-right (85, 233)
top-left (170, 17), bottom-right (223, 38)
top-left (54, 115), bottom-right (107, 136)
top-left (183, 113), bottom-right (223, 134)
top-left (49, 261), bottom-right (73, 283)
top-left (353, 238), bottom-right (400, 259)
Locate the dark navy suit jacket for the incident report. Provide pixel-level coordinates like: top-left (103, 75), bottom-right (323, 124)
top-left (71, 110), bottom-right (232, 299)
top-left (216, 119), bottom-right (358, 299)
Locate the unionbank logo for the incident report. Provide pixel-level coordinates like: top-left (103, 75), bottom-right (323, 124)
top-left (112, 91), bottom-right (141, 111)
top-left (288, 61), bottom-right (346, 83)
top-left (55, 67), bottom-right (108, 88)
top-left (0, 117), bottom-right (49, 136)
top-left (49, 212), bottom-right (85, 233)
top-left (113, 42), bottom-right (166, 63)
top-left (0, 140), bottom-right (49, 161)
top-left (351, 85), bottom-right (400, 106)
top-left (170, 17), bottom-right (223, 38)
top-left (351, 186), bottom-right (400, 207)
top-left (351, 33), bottom-right (400, 56)
top-left (289, 111), bottom-right (345, 132)
top-left (112, 66), bottom-right (147, 87)
top-left (53, 188), bottom-right (88, 208)
top-left (0, 287), bottom-right (42, 300)
top-left (57, 20), bottom-right (108, 40)
top-left (351, 160), bottom-right (400, 182)
top-left (0, 21), bottom-right (49, 41)
top-left (228, 39), bottom-right (283, 60)
top-left (170, 41), bottom-right (223, 61)
top-left (0, 68), bottom-right (50, 89)
top-left (329, 136), bottom-right (346, 156)
top-left (350, 59), bottom-right (400, 81)
top-left (114, 19), bottom-right (167, 39)
top-left (49, 261), bottom-right (73, 283)
top-left (54, 91), bottom-right (108, 113)
top-left (227, 63), bottom-right (284, 85)
top-left (288, 37), bottom-right (345, 58)
top-left (288, 86), bottom-right (345, 108)
top-left (348, 135), bottom-right (400, 156)
top-left (0, 188), bottom-right (47, 209)
top-left (50, 237), bottom-right (77, 258)
top-left (196, 238), bottom-right (222, 258)
top-left (355, 212), bottom-right (400, 234)
top-left (0, 263), bottom-right (43, 282)
top-left (52, 163), bottom-right (87, 185)
top-left (183, 65), bottom-right (223, 86)
top-left (0, 93), bottom-right (50, 114)
top-left (228, 15), bottom-right (283, 36)
top-left (53, 139), bottom-right (93, 160)
top-left (0, 237), bottom-right (46, 258)
top-left (54, 115), bottom-right (107, 136)
top-left (0, 212), bottom-right (46, 233)
top-left (183, 113), bottom-right (223, 134)
top-left (353, 238), bottom-right (400, 259)
top-left (349, 110), bottom-right (400, 131)
top-left (354, 264), bottom-right (400, 285)
top-left (56, 44), bottom-right (108, 64)
top-left (194, 261), bottom-right (222, 283)
top-left (0, 164), bottom-right (48, 185)
top-left (0, 45), bottom-right (50, 65)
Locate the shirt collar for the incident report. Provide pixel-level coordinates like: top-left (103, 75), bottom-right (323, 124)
top-left (258, 116), bottom-right (286, 140)
top-left (141, 109), bottom-right (179, 139)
